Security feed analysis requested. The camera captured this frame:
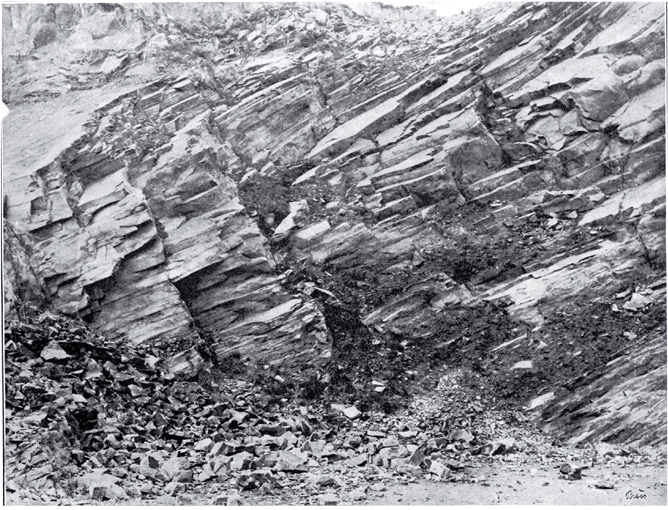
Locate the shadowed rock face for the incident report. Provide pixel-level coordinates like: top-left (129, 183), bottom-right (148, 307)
top-left (2, 2), bottom-right (665, 445)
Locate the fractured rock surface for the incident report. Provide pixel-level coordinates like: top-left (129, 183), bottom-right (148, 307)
top-left (3, 1), bottom-right (666, 451)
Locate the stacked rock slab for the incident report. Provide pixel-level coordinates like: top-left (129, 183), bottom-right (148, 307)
top-left (288, 3), bottom-right (664, 337)
top-left (2, 2), bottom-right (666, 442)
top-left (4, 74), bottom-right (330, 367)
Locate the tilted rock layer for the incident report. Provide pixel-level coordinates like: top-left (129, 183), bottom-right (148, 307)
top-left (3, 2), bottom-right (665, 445)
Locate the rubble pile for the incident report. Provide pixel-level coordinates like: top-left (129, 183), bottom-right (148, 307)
top-left (5, 310), bottom-right (664, 505)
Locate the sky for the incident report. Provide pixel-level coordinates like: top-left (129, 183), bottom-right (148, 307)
top-left (365, 0), bottom-right (491, 17)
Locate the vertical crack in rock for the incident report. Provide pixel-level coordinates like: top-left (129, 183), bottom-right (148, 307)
top-left (5, 60), bottom-right (332, 368)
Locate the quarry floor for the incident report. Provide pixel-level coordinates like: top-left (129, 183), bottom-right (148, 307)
top-left (9, 457), bottom-right (664, 506)
top-left (363, 462), bottom-right (667, 506)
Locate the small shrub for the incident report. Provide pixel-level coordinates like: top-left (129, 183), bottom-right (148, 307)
top-left (215, 352), bottom-right (247, 376)
top-left (238, 173), bottom-right (291, 232)
top-left (299, 375), bottom-right (327, 400)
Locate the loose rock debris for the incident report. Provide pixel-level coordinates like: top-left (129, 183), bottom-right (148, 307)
top-left (5, 310), bottom-right (665, 505)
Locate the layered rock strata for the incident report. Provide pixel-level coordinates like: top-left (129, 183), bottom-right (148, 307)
top-left (4, 73), bottom-right (330, 367)
top-left (3, 2), bottom-right (666, 444)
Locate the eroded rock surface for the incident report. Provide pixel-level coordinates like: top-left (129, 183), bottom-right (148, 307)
top-left (3, 2), bottom-right (665, 448)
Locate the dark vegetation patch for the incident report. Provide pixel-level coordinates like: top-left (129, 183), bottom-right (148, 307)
top-left (427, 200), bottom-right (609, 286)
top-left (476, 269), bottom-right (666, 405)
top-left (302, 265), bottom-right (666, 415)
top-left (238, 173), bottom-right (292, 235)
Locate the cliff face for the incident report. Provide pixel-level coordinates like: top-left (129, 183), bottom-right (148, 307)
top-left (3, 2), bottom-right (666, 445)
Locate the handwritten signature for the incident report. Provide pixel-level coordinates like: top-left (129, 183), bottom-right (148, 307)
top-left (625, 490), bottom-right (647, 500)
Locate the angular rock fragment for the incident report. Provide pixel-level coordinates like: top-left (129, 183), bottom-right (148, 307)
top-left (623, 293), bottom-right (652, 311)
top-left (274, 450), bottom-right (309, 472)
top-left (343, 406), bottom-right (362, 420)
top-left (40, 342), bottom-right (71, 361)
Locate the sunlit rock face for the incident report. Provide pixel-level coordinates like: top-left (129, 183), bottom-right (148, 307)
top-left (3, 2), bottom-right (665, 442)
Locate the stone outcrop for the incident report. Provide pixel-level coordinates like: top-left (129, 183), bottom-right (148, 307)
top-left (3, 49), bottom-right (332, 367)
top-left (3, 2), bottom-right (665, 445)
top-left (542, 329), bottom-right (667, 447)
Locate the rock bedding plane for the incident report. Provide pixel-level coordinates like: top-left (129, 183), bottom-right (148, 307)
top-left (2, 1), bottom-right (666, 505)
